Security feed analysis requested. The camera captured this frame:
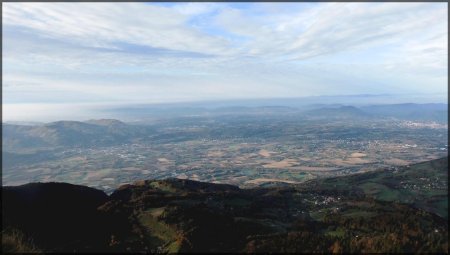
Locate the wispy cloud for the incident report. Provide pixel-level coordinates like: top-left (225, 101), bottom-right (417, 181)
top-left (2, 2), bottom-right (448, 119)
top-left (3, 3), bottom-right (232, 55)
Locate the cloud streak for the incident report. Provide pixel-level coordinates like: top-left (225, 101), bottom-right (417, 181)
top-left (2, 2), bottom-right (448, 119)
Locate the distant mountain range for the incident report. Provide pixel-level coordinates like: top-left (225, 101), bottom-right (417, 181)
top-left (2, 157), bottom-right (448, 253)
top-left (105, 102), bottom-right (448, 122)
top-left (303, 105), bottom-right (368, 119)
top-left (360, 103), bottom-right (448, 122)
top-left (3, 103), bottom-right (447, 152)
top-left (301, 103), bottom-right (448, 121)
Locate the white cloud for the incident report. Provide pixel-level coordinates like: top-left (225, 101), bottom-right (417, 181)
top-left (4, 3), bottom-right (446, 64)
top-left (3, 3), bottom-right (232, 56)
top-left (211, 3), bottom-right (447, 61)
top-left (2, 2), bottom-right (448, 115)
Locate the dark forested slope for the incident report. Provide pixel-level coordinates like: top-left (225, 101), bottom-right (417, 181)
top-left (2, 157), bottom-right (448, 253)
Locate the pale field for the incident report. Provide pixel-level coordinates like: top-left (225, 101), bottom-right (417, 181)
top-left (122, 167), bottom-right (141, 171)
top-left (157, 158), bottom-right (172, 163)
top-left (84, 169), bottom-right (114, 181)
top-left (258, 149), bottom-right (272, 157)
top-left (177, 165), bottom-right (191, 170)
top-left (232, 155), bottom-right (248, 162)
top-left (230, 176), bottom-right (248, 182)
top-left (177, 173), bottom-right (188, 179)
top-left (207, 151), bottom-right (225, 157)
top-left (218, 162), bottom-right (230, 167)
top-left (328, 156), bottom-right (373, 166)
top-left (291, 166), bottom-right (339, 171)
top-left (344, 157), bottom-right (372, 164)
top-left (425, 154), bottom-right (442, 160)
top-left (263, 159), bottom-right (298, 168)
top-left (26, 168), bottom-right (44, 173)
top-left (244, 178), bottom-right (300, 185)
top-left (384, 158), bottom-right (410, 165)
top-left (328, 159), bottom-right (354, 166)
top-left (350, 152), bottom-right (367, 158)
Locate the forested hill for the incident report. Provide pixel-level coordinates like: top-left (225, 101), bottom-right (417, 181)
top-left (2, 157), bottom-right (448, 253)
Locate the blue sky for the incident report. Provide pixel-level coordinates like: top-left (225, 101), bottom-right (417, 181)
top-left (2, 2), bottom-right (448, 120)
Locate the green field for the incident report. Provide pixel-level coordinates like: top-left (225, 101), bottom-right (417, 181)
top-left (138, 211), bottom-right (180, 253)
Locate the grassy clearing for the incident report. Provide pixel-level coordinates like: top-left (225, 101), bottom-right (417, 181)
top-left (376, 189), bottom-right (401, 201)
top-left (138, 211), bottom-right (180, 253)
top-left (148, 181), bottom-right (177, 193)
top-left (325, 228), bottom-right (346, 238)
top-left (147, 207), bottom-right (166, 218)
top-left (310, 210), bottom-right (326, 221)
top-left (2, 229), bottom-right (42, 253)
top-left (359, 182), bottom-right (387, 196)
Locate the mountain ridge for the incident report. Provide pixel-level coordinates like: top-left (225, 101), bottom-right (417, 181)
top-left (3, 103), bottom-right (447, 152)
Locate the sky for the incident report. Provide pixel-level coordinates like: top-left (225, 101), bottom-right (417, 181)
top-left (2, 2), bottom-right (448, 121)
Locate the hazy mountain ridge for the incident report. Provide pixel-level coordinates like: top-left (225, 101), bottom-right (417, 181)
top-left (85, 119), bottom-right (128, 127)
top-left (303, 105), bottom-right (369, 119)
top-left (2, 119), bottom-right (150, 151)
top-left (360, 103), bottom-right (448, 122)
top-left (2, 157), bottom-right (448, 253)
top-left (108, 103), bottom-right (448, 122)
top-left (3, 103), bottom-right (447, 152)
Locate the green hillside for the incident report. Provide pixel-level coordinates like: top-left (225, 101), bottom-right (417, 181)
top-left (303, 157), bottom-right (448, 219)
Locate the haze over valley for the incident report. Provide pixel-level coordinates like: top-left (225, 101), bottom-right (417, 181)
top-left (3, 102), bottom-right (447, 193)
